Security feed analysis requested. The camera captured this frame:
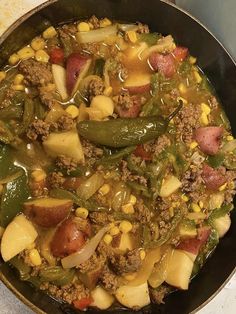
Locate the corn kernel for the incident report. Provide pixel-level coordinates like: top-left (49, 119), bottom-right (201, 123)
top-left (119, 220), bottom-right (133, 233)
top-left (29, 249), bottom-right (42, 266)
top-left (66, 105), bottom-right (80, 119)
top-left (219, 183), bottom-right (227, 191)
top-left (181, 194), bottom-right (189, 202)
top-left (200, 112), bottom-right (209, 126)
top-left (189, 56), bottom-right (197, 64)
top-left (100, 18), bottom-right (112, 28)
top-left (98, 183), bottom-right (110, 196)
top-left (201, 103), bottom-right (211, 115)
top-left (0, 71), bottom-right (6, 83)
top-left (12, 84), bottom-right (25, 91)
top-left (129, 194), bottom-right (137, 205)
top-left (127, 30), bottom-right (138, 43)
top-left (8, 53), bottom-right (20, 65)
top-left (17, 46), bottom-right (35, 60)
top-left (103, 86), bottom-right (113, 96)
top-left (177, 96), bottom-right (188, 105)
top-left (191, 203), bottom-right (201, 213)
top-left (43, 26), bottom-right (57, 39)
top-left (0, 184), bottom-right (4, 195)
top-left (75, 207), bottom-right (89, 219)
top-left (31, 169), bottom-right (46, 182)
top-left (78, 22), bottom-right (90, 32)
top-left (0, 226), bottom-right (4, 239)
top-left (44, 83), bottom-right (56, 92)
top-left (199, 201), bottom-right (204, 209)
top-left (31, 37), bottom-right (46, 51)
top-left (227, 135), bottom-right (234, 141)
top-left (124, 272), bottom-right (137, 281)
top-left (189, 141), bottom-right (198, 149)
top-left (35, 50), bottom-right (50, 63)
top-left (194, 70), bottom-right (202, 83)
top-left (169, 206), bottom-right (174, 217)
top-left (14, 74), bottom-right (24, 85)
top-left (122, 203), bottom-right (135, 214)
top-left (103, 234), bottom-right (113, 245)
top-left (109, 226), bottom-right (120, 236)
top-left (140, 249), bottom-right (146, 260)
top-left (178, 83), bottom-right (187, 94)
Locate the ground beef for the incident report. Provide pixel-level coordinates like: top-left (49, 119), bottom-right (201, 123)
top-left (182, 164), bottom-right (204, 194)
top-left (47, 171), bottom-right (65, 188)
top-left (0, 88), bottom-right (16, 109)
top-left (19, 59), bottom-right (52, 86)
top-left (86, 77), bottom-right (105, 101)
top-left (55, 114), bottom-right (74, 131)
top-left (88, 15), bottom-right (100, 29)
top-left (78, 253), bottom-right (105, 273)
top-left (39, 87), bottom-right (58, 109)
top-left (136, 22), bottom-right (150, 34)
top-left (26, 119), bottom-right (51, 141)
top-left (40, 281), bottom-right (89, 304)
top-left (58, 24), bottom-right (80, 56)
top-left (135, 199), bottom-right (153, 223)
top-left (55, 155), bottom-right (78, 174)
top-left (106, 58), bottom-right (128, 81)
top-left (81, 138), bottom-right (103, 159)
top-left (149, 285), bottom-right (171, 304)
top-left (120, 160), bottom-right (147, 186)
top-left (97, 241), bottom-right (115, 260)
top-left (175, 104), bottom-right (201, 144)
top-left (100, 266), bottom-right (120, 293)
top-left (110, 249), bottom-right (142, 275)
top-left (115, 91), bottom-right (133, 110)
top-left (152, 135), bottom-right (171, 155)
top-left (89, 212), bottom-right (113, 225)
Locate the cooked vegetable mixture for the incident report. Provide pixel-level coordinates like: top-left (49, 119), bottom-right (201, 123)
top-left (0, 16), bottom-right (235, 311)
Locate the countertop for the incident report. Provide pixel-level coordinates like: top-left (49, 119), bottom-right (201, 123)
top-left (0, 0), bottom-right (235, 313)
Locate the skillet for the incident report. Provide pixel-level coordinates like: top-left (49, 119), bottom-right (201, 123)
top-left (0, 0), bottom-right (236, 313)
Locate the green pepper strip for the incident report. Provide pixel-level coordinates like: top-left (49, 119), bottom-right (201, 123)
top-left (98, 146), bottom-right (136, 167)
top-left (39, 266), bottom-right (75, 286)
top-left (93, 58), bottom-right (105, 77)
top-left (77, 101), bottom-right (183, 148)
top-left (0, 105), bottom-right (23, 120)
top-left (208, 204), bottom-right (233, 222)
top-left (0, 120), bottom-right (14, 144)
top-left (127, 181), bottom-right (152, 198)
top-left (146, 210), bottom-right (183, 248)
top-left (9, 257), bottom-right (31, 281)
top-left (49, 188), bottom-right (108, 212)
top-left (17, 98), bottom-right (34, 134)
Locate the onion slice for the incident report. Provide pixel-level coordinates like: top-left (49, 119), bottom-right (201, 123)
top-left (62, 226), bottom-right (109, 269)
top-left (222, 139), bottom-right (236, 153)
top-left (77, 25), bottom-right (118, 44)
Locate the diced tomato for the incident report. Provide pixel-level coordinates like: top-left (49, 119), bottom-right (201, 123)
top-left (134, 144), bottom-right (152, 160)
top-left (49, 48), bottom-right (65, 64)
top-left (73, 297), bottom-right (93, 310)
top-left (172, 46), bottom-right (189, 62)
top-left (149, 52), bottom-right (176, 78)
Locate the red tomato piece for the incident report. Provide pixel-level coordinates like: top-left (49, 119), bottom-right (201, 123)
top-left (134, 145), bottom-right (152, 160)
top-left (49, 48), bottom-right (64, 64)
top-left (73, 297), bottom-right (93, 310)
top-left (172, 46), bottom-right (189, 62)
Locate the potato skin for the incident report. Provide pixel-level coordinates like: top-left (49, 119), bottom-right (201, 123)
top-left (24, 198), bottom-right (72, 228)
top-left (50, 218), bottom-right (86, 257)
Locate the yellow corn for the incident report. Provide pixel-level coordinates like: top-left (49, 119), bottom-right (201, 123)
top-left (191, 203), bottom-right (201, 213)
top-left (122, 203), bottom-right (135, 214)
top-left (14, 74), bottom-right (24, 85)
top-left (177, 96), bottom-right (188, 105)
top-left (66, 105), bottom-right (80, 119)
top-left (178, 83), bottom-right (187, 94)
top-left (227, 135), bottom-right (234, 141)
top-left (124, 272), bottom-right (137, 281)
top-left (75, 207), bottom-right (89, 219)
top-left (127, 30), bottom-right (138, 43)
top-left (98, 183), bottom-right (110, 196)
top-left (43, 26), bottom-right (57, 39)
top-left (103, 86), bottom-right (113, 96)
top-left (44, 83), bottom-right (56, 92)
top-left (229, 181), bottom-right (235, 189)
top-left (12, 84), bottom-right (25, 91)
top-left (189, 56), bottom-right (197, 64)
top-left (194, 70), bottom-right (202, 83)
top-left (17, 46), bottom-right (35, 60)
top-left (100, 18), bottom-right (112, 28)
top-left (35, 50), bottom-right (50, 63)
top-left (0, 226), bottom-right (4, 239)
top-left (129, 194), bottom-right (137, 205)
top-left (0, 71), bottom-right (6, 83)
top-left (199, 201), bottom-right (204, 209)
top-left (0, 184), bottom-right (4, 195)
top-left (200, 112), bottom-right (209, 126)
top-left (181, 194), bottom-right (189, 202)
top-left (31, 37), bottom-right (46, 51)
top-left (119, 220), bottom-right (133, 233)
top-left (8, 53), bottom-right (20, 65)
top-left (31, 169), bottom-right (46, 182)
top-left (109, 226), bottom-right (120, 236)
top-left (29, 249), bottom-right (42, 266)
top-left (140, 250), bottom-right (146, 260)
top-left (103, 234), bottom-right (113, 245)
top-left (201, 103), bottom-right (211, 115)
top-left (189, 141), bottom-right (198, 149)
top-left (78, 22), bottom-right (90, 32)
top-left (219, 183), bottom-right (227, 191)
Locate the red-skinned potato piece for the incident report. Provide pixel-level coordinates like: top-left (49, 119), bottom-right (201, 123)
top-left (177, 227), bottom-right (211, 255)
top-left (202, 164), bottom-right (226, 191)
top-left (149, 52), bottom-right (176, 78)
top-left (66, 53), bottom-right (91, 95)
top-left (172, 46), bottom-right (188, 62)
top-left (50, 218), bottom-right (86, 257)
top-left (195, 126), bottom-right (223, 155)
top-left (63, 177), bottom-right (81, 190)
top-left (116, 96), bottom-right (141, 118)
top-left (24, 198), bottom-right (72, 228)
top-left (134, 144), bottom-right (152, 160)
top-left (124, 73), bottom-right (151, 95)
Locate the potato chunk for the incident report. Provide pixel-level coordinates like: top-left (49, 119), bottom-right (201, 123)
top-left (24, 197), bottom-right (72, 227)
top-left (1, 214), bottom-right (38, 261)
top-left (91, 286), bottom-right (114, 310)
